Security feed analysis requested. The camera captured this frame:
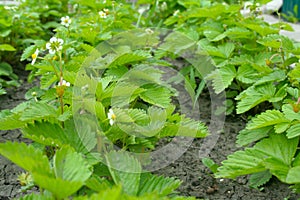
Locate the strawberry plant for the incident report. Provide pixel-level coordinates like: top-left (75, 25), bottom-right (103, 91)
top-left (2, 0), bottom-right (300, 198)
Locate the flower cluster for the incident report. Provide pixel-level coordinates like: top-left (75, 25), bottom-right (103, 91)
top-left (61, 16), bottom-right (71, 27)
top-left (46, 37), bottom-right (64, 54)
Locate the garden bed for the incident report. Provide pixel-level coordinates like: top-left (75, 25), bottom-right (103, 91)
top-left (1, 70), bottom-right (299, 199)
top-left (1, 1), bottom-right (300, 199)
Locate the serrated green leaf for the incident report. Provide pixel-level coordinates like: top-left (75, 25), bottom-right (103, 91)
top-left (0, 112), bottom-right (26, 130)
top-left (246, 110), bottom-right (289, 130)
top-left (245, 23), bottom-right (278, 36)
top-left (21, 45), bottom-right (37, 61)
top-left (218, 43), bottom-right (235, 58)
top-left (263, 158), bottom-right (290, 182)
top-left (105, 151), bottom-right (142, 196)
top-left (140, 86), bottom-right (171, 108)
top-left (286, 87), bottom-right (299, 99)
top-left (286, 166), bottom-right (300, 184)
top-left (108, 51), bottom-right (150, 68)
top-left (249, 170), bottom-right (272, 189)
top-left (32, 173), bottom-right (84, 199)
top-left (293, 153), bottom-right (300, 167)
top-left (237, 127), bottom-right (271, 146)
top-left (20, 102), bottom-right (58, 121)
top-left (236, 83), bottom-right (276, 114)
top-left (188, 4), bottom-right (231, 19)
top-left (257, 34), bottom-right (294, 51)
top-left (254, 134), bottom-right (298, 166)
top-left (236, 64), bottom-right (259, 84)
top-left (22, 122), bottom-right (66, 147)
top-left (286, 124), bottom-right (300, 139)
top-left (85, 175), bottom-right (111, 192)
top-left (0, 142), bottom-right (51, 174)
top-left (254, 70), bottom-right (286, 86)
top-left (53, 146), bottom-right (92, 182)
top-left (225, 27), bottom-right (253, 40)
top-left (215, 148), bottom-right (267, 178)
top-left (64, 119), bottom-right (97, 154)
top-left (138, 173), bottom-right (181, 197)
top-left (160, 116), bottom-right (208, 138)
top-left (283, 104), bottom-right (300, 121)
top-left (206, 65), bottom-right (236, 93)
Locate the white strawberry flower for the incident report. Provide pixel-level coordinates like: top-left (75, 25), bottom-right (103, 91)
top-left (46, 37), bottom-right (64, 54)
top-left (31, 48), bottom-right (39, 65)
top-left (61, 16), bottom-right (72, 27)
top-left (58, 79), bottom-right (70, 87)
top-left (107, 108), bottom-right (116, 126)
top-left (99, 11), bottom-right (107, 18)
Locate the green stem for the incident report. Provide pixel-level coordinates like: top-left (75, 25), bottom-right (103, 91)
top-left (58, 51), bottom-right (64, 128)
top-left (48, 59), bottom-right (59, 79)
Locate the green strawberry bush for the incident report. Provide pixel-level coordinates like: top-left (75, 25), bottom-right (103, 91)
top-left (0, 0), bottom-right (300, 199)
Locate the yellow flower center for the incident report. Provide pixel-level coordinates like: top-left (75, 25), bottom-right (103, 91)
top-left (31, 53), bottom-right (37, 59)
top-left (111, 113), bottom-right (116, 120)
top-left (64, 19), bottom-right (68, 23)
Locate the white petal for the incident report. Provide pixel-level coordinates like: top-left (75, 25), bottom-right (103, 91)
top-left (50, 37), bottom-right (57, 43)
top-left (49, 49), bottom-right (56, 54)
top-left (57, 38), bottom-right (64, 45)
top-left (34, 48), bottom-right (39, 55)
top-left (31, 58), bottom-right (36, 65)
top-left (61, 16), bottom-right (65, 21)
top-left (46, 43), bottom-right (51, 49)
top-left (109, 119), bottom-right (114, 125)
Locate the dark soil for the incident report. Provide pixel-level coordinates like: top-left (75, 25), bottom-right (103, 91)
top-left (0, 69), bottom-right (38, 199)
top-left (0, 69), bottom-right (300, 200)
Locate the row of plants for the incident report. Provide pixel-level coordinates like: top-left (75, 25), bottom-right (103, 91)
top-left (0, 0), bottom-right (208, 199)
top-left (162, 0), bottom-right (300, 193)
top-left (1, 0), bottom-right (300, 199)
